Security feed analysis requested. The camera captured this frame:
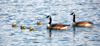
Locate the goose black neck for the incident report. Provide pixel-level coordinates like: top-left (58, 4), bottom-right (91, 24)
top-left (73, 15), bottom-right (76, 22)
top-left (49, 17), bottom-right (52, 25)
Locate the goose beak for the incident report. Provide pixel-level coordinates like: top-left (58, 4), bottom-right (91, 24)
top-left (46, 16), bottom-right (48, 18)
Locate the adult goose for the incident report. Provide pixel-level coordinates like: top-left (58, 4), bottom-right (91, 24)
top-left (46, 15), bottom-right (70, 30)
top-left (70, 13), bottom-right (93, 27)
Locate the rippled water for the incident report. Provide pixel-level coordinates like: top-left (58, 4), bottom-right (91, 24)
top-left (0, 0), bottom-right (100, 46)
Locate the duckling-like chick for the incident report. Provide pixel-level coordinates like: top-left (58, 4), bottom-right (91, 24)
top-left (20, 25), bottom-right (26, 29)
top-left (12, 23), bottom-right (17, 27)
top-left (37, 21), bottom-right (42, 25)
top-left (30, 28), bottom-right (35, 31)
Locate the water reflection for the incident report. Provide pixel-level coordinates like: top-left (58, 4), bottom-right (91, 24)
top-left (73, 26), bottom-right (76, 46)
top-left (73, 26), bottom-right (76, 38)
top-left (47, 29), bottom-right (52, 37)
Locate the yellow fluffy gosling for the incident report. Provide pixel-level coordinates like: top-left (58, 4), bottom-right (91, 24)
top-left (12, 23), bottom-right (17, 27)
top-left (20, 25), bottom-right (26, 29)
top-left (37, 21), bottom-right (42, 25)
top-left (30, 28), bottom-right (35, 31)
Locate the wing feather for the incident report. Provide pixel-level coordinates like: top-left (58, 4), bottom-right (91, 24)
top-left (51, 24), bottom-right (69, 29)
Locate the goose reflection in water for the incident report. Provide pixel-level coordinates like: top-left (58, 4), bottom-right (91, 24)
top-left (47, 29), bottom-right (52, 37)
top-left (73, 25), bottom-right (76, 38)
top-left (72, 25), bottom-right (76, 46)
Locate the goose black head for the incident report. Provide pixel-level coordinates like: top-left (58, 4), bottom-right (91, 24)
top-left (70, 13), bottom-right (75, 15)
top-left (46, 15), bottom-right (51, 18)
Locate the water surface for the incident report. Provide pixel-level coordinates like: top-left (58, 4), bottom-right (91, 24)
top-left (0, 0), bottom-right (100, 46)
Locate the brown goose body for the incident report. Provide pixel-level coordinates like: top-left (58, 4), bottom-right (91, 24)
top-left (47, 24), bottom-right (69, 29)
top-left (46, 16), bottom-right (69, 30)
top-left (75, 21), bottom-right (93, 27)
top-left (70, 13), bottom-right (93, 27)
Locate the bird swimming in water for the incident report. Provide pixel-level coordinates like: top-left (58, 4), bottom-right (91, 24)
top-left (70, 13), bottom-right (93, 27)
top-left (30, 28), bottom-right (35, 31)
top-left (46, 15), bottom-right (70, 30)
top-left (37, 21), bottom-right (42, 25)
top-left (12, 23), bottom-right (17, 27)
top-left (20, 25), bottom-right (26, 29)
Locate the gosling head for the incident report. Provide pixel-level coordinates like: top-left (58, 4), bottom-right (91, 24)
top-left (70, 13), bottom-right (75, 16)
top-left (46, 15), bottom-right (51, 18)
top-left (30, 28), bottom-right (32, 30)
top-left (12, 23), bottom-right (14, 25)
top-left (21, 25), bottom-right (23, 27)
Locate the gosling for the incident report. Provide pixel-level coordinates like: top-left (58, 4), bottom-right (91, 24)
top-left (20, 25), bottom-right (26, 29)
top-left (30, 28), bottom-right (35, 31)
top-left (37, 21), bottom-right (42, 25)
top-left (12, 23), bottom-right (17, 27)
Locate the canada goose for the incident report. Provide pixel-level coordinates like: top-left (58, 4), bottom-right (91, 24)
top-left (12, 23), bottom-right (17, 27)
top-left (46, 15), bottom-right (70, 30)
top-left (70, 13), bottom-right (93, 27)
top-left (37, 21), bottom-right (42, 25)
top-left (20, 25), bottom-right (26, 29)
top-left (30, 28), bottom-right (35, 31)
